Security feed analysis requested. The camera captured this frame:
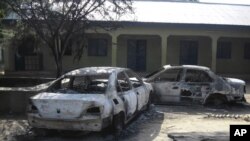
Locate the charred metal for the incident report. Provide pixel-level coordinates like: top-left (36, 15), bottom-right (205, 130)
top-left (145, 65), bottom-right (246, 105)
top-left (27, 67), bottom-right (153, 133)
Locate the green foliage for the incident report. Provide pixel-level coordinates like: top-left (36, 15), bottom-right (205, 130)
top-left (10, 23), bottom-right (41, 46)
top-left (0, 1), bottom-right (8, 41)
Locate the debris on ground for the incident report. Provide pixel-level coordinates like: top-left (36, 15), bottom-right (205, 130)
top-left (205, 113), bottom-right (250, 120)
top-left (0, 119), bottom-right (30, 141)
top-left (1, 100), bottom-right (250, 141)
top-left (168, 132), bottom-right (228, 141)
top-left (121, 104), bottom-right (164, 137)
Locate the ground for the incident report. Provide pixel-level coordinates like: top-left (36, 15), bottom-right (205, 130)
top-left (1, 94), bottom-right (250, 141)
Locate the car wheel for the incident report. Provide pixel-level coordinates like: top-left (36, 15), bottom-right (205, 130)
top-left (146, 92), bottom-right (152, 110)
top-left (113, 113), bottom-right (124, 140)
top-left (205, 94), bottom-right (227, 108)
top-left (213, 98), bottom-right (225, 106)
top-left (32, 128), bottom-right (49, 136)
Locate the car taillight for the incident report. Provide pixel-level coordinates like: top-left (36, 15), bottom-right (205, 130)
top-left (86, 107), bottom-right (100, 114)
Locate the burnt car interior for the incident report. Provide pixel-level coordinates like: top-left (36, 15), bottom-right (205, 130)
top-left (126, 71), bottom-right (143, 88)
top-left (117, 72), bottom-right (131, 92)
top-left (185, 69), bottom-right (213, 83)
top-left (116, 71), bottom-right (144, 93)
top-left (48, 74), bottom-right (110, 94)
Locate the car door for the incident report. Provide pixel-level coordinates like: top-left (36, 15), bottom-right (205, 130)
top-left (125, 70), bottom-right (148, 111)
top-left (116, 71), bottom-right (137, 118)
top-left (152, 68), bottom-right (184, 103)
top-left (181, 69), bottom-right (213, 104)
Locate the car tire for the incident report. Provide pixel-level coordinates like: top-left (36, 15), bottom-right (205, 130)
top-left (32, 127), bottom-right (49, 136)
top-left (205, 94), bottom-right (227, 108)
top-left (113, 113), bottom-right (124, 140)
top-left (146, 92), bottom-right (152, 110)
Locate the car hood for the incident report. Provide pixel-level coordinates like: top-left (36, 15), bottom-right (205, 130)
top-left (224, 78), bottom-right (246, 94)
top-left (225, 78), bottom-right (246, 86)
top-left (30, 92), bottom-right (112, 119)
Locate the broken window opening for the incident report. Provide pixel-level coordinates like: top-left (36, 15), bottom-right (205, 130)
top-left (155, 69), bottom-right (183, 82)
top-left (117, 72), bottom-right (131, 92)
top-left (125, 70), bottom-right (143, 88)
top-left (185, 69), bottom-right (213, 83)
top-left (48, 74), bottom-right (110, 94)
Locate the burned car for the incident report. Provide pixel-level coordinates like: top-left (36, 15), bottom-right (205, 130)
top-left (27, 67), bottom-right (152, 134)
top-left (145, 65), bottom-right (246, 106)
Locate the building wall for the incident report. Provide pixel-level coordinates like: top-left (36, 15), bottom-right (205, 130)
top-left (3, 24), bottom-right (250, 77)
top-left (42, 33), bottom-right (112, 72)
top-left (216, 37), bottom-right (250, 74)
top-left (117, 35), bottom-right (162, 72)
top-left (167, 36), bottom-right (212, 67)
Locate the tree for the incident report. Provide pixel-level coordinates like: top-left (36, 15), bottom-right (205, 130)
top-left (0, 1), bottom-right (8, 42)
top-left (4, 0), bottom-right (134, 77)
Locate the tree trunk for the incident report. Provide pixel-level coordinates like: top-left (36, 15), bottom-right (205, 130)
top-left (56, 58), bottom-right (62, 78)
top-left (53, 35), bottom-right (63, 78)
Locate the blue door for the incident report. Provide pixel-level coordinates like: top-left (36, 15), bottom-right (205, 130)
top-left (180, 41), bottom-right (198, 65)
top-left (127, 40), bottom-right (146, 71)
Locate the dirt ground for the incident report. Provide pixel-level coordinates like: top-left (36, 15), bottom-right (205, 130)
top-left (1, 95), bottom-right (250, 141)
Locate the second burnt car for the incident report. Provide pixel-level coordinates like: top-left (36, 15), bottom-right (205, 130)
top-left (144, 65), bottom-right (246, 106)
top-left (27, 67), bottom-right (153, 134)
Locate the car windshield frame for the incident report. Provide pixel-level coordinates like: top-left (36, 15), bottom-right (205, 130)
top-left (145, 67), bottom-right (165, 78)
top-left (47, 73), bottom-right (111, 94)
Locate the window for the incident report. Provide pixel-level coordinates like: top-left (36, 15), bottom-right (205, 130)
top-left (117, 72), bottom-right (131, 92)
top-left (180, 40), bottom-right (198, 65)
top-left (217, 42), bottom-right (231, 59)
top-left (88, 38), bottom-right (108, 56)
top-left (126, 70), bottom-right (143, 88)
top-left (49, 77), bottom-right (71, 91)
top-left (61, 78), bottom-right (71, 89)
top-left (127, 39), bottom-right (147, 71)
top-left (24, 54), bottom-right (43, 70)
top-left (185, 69), bottom-right (212, 83)
top-left (48, 74), bottom-right (110, 94)
top-left (244, 43), bottom-right (250, 59)
top-left (155, 69), bottom-right (183, 82)
top-left (72, 75), bottom-right (109, 93)
top-left (145, 67), bottom-right (165, 78)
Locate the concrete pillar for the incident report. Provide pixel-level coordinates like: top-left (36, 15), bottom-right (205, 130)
top-left (160, 34), bottom-right (169, 66)
top-left (211, 36), bottom-right (219, 72)
top-left (3, 45), bottom-right (11, 72)
top-left (111, 34), bottom-right (118, 67)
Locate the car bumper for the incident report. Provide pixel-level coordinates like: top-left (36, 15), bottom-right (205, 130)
top-left (27, 113), bottom-right (112, 131)
top-left (226, 94), bottom-right (245, 102)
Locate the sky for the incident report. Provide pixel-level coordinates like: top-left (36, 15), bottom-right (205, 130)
top-left (200, 0), bottom-right (250, 5)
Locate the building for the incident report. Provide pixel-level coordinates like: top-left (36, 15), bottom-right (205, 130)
top-left (2, 0), bottom-right (250, 78)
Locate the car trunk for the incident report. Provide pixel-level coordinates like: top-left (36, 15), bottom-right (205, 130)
top-left (31, 92), bottom-right (106, 119)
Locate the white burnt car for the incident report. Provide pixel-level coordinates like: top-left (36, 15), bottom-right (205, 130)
top-left (145, 65), bottom-right (246, 106)
top-left (27, 67), bottom-right (152, 134)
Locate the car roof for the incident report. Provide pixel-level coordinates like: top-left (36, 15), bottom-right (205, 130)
top-left (163, 65), bottom-right (210, 71)
top-left (65, 67), bottom-right (128, 76)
